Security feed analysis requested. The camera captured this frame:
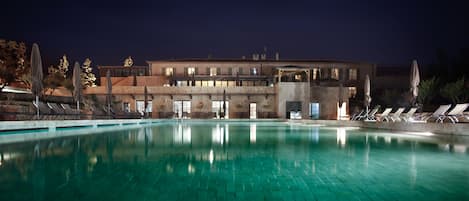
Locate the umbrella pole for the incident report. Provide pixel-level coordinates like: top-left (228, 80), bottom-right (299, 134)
top-left (36, 95), bottom-right (39, 119)
top-left (77, 100), bottom-right (80, 118)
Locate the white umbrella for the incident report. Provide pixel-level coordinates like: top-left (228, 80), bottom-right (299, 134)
top-left (31, 43), bottom-right (44, 119)
top-left (410, 60), bottom-right (420, 105)
top-left (364, 74), bottom-right (371, 117)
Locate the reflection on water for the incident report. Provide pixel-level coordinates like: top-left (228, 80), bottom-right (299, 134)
top-left (1, 122), bottom-right (469, 201)
top-left (250, 123), bottom-right (256, 144)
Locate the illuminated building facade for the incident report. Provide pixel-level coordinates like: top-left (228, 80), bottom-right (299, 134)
top-left (85, 59), bottom-right (375, 119)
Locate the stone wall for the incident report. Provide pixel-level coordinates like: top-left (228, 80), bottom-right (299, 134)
top-left (310, 86), bottom-right (349, 120)
top-left (277, 82), bottom-right (310, 119)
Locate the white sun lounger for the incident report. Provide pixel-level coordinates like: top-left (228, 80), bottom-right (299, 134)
top-left (401, 108), bottom-right (418, 122)
top-left (376, 108), bottom-right (392, 121)
top-left (437, 103), bottom-right (469, 123)
top-left (421, 104), bottom-right (452, 122)
top-left (387, 107), bottom-right (405, 122)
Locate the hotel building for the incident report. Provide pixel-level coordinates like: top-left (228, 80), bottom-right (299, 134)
top-left (84, 58), bottom-right (375, 119)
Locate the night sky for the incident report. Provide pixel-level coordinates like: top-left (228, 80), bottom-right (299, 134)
top-left (1, 0), bottom-right (468, 67)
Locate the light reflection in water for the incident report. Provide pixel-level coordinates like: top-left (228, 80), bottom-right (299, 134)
top-left (310, 127), bottom-right (319, 143)
top-left (137, 128), bottom-right (153, 143)
top-left (250, 124), bottom-right (256, 144)
top-left (336, 128), bottom-right (346, 146)
top-left (209, 149), bottom-right (214, 165)
top-left (385, 136), bottom-right (392, 144)
top-left (212, 124), bottom-right (224, 145)
top-left (174, 124), bottom-right (191, 144)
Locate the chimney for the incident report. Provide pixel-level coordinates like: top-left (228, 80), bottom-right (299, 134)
top-left (275, 52), bottom-right (280, 61)
top-left (252, 54), bottom-right (259, 61)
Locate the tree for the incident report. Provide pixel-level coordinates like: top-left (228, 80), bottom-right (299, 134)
top-left (440, 77), bottom-right (468, 104)
top-left (81, 58), bottom-right (97, 87)
top-left (44, 55), bottom-right (69, 95)
top-left (0, 39), bottom-right (28, 92)
top-left (417, 77), bottom-right (439, 105)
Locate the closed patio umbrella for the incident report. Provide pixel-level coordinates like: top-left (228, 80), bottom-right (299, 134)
top-left (223, 89), bottom-right (226, 118)
top-left (410, 60), bottom-right (420, 106)
top-left (364, 74), bottom-right (371, 118)
top-left (72, 62), bottom-right (82, 115)
top-left (144, 86), bottom-right (148, 118)
top-left (338, 83), bottom-right (344, 120)
top-left (106, 70), bottom-right (112, 116)
top-left (31, 43), bottom-right (44, 119)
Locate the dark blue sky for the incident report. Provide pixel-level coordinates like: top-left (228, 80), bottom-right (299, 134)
top-left (1, 0), bottom-right (468, 66)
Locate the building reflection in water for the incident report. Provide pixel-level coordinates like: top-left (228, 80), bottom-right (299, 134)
top-left (174, 124), bottom-right (191, 144)
top-left (310, 127), bottom-right (319, 143)
top-left (250, 123), bottom-right (256, 144)
top-left (336, 128), bottom-right (346, 147)
top-left (212, 124), bottom-right (229, 145)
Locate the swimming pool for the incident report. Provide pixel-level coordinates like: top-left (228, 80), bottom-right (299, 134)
top-left (0, 120), bottom-right (468, 201)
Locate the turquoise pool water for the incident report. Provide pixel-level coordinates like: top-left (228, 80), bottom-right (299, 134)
top-left (0, 121), bottom-right (468, 201)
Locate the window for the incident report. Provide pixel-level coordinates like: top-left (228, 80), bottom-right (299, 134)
top-left (123, 102), bottom-right (130, 112)
top-left (348, 87), bottom-right (357, 98)
top-left (250, 103), bottom-right (257, 119)
top-left (321, 68), bottom-right (330, 79)
top-left (187, 67), bottom-right (195, 75)
top-left (212, 100), bottom-right (229, 118)
top-left (136, 100), bottom-right (152, 115)
top-left (349, 69), bottom-right (357, 80)
top-left (312, 68), bottom-right (319, 80)
top-left (165, 68), bottom-right (174, 76)
top-left (173, 100), bottom-right (191, 118)
top-left (331, 68), bottom-right (339, 80)
top-left (210, 67), bottom-right (218, 76)
top-left (202, 81), bottom-right (214, 87)
top-left (251, 68), bottom-right (258, 75)
top-left (295, 74), bottom-right (302, 81)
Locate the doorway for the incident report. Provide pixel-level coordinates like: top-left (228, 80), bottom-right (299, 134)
top-left (250, 103), bottom-right (257, 119)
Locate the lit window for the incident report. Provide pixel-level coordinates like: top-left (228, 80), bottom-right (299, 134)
top-left (331, 68), bottom-right (339, 80)
top-left (349, 69), bottom-right (357, 80)
top-left (165, 68), bottom-right (174, 76)
top-left (312, 68), bottom-right (319, 80)
top-left (187, 67), bottom-right (195, 75)
top-left (251, 68), bottom-right (258, 75)
top-left (348, 87), bottom-right (357, 98)
top-left (295, 74), bottom-right (302, 81)
top-left (210, 68), bottom-right (217, 76)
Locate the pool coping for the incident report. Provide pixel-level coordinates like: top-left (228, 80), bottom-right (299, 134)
top-left (0, 118), bottom-right (283, 132)
top-left (0, 118), bottom-right (467, 136)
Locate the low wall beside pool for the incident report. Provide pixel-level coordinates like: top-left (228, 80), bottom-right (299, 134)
top-left (294, 119), bottom-right (469, 136)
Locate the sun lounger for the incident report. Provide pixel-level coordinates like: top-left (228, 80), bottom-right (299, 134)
top-left (401, 108), bottom-right (417, 122)
top-left (351, 110), bottom-right (365, 120)
top-left (376, 108), bottom-right (392, 121)
top-left (387, 107), bottom-right (405, 122)
top-left (437, 103), bottom-right (469, 123)
top-left (33, 101), bottom-right (53, 115)
top-left (421, 104), bottom-right (452, 122)
top-left (48, 103), bottom-right (66, 115)
top-left (355, 105), bottom-right (380, 121)
top-left (61, 103), bottom-right (80, 115)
